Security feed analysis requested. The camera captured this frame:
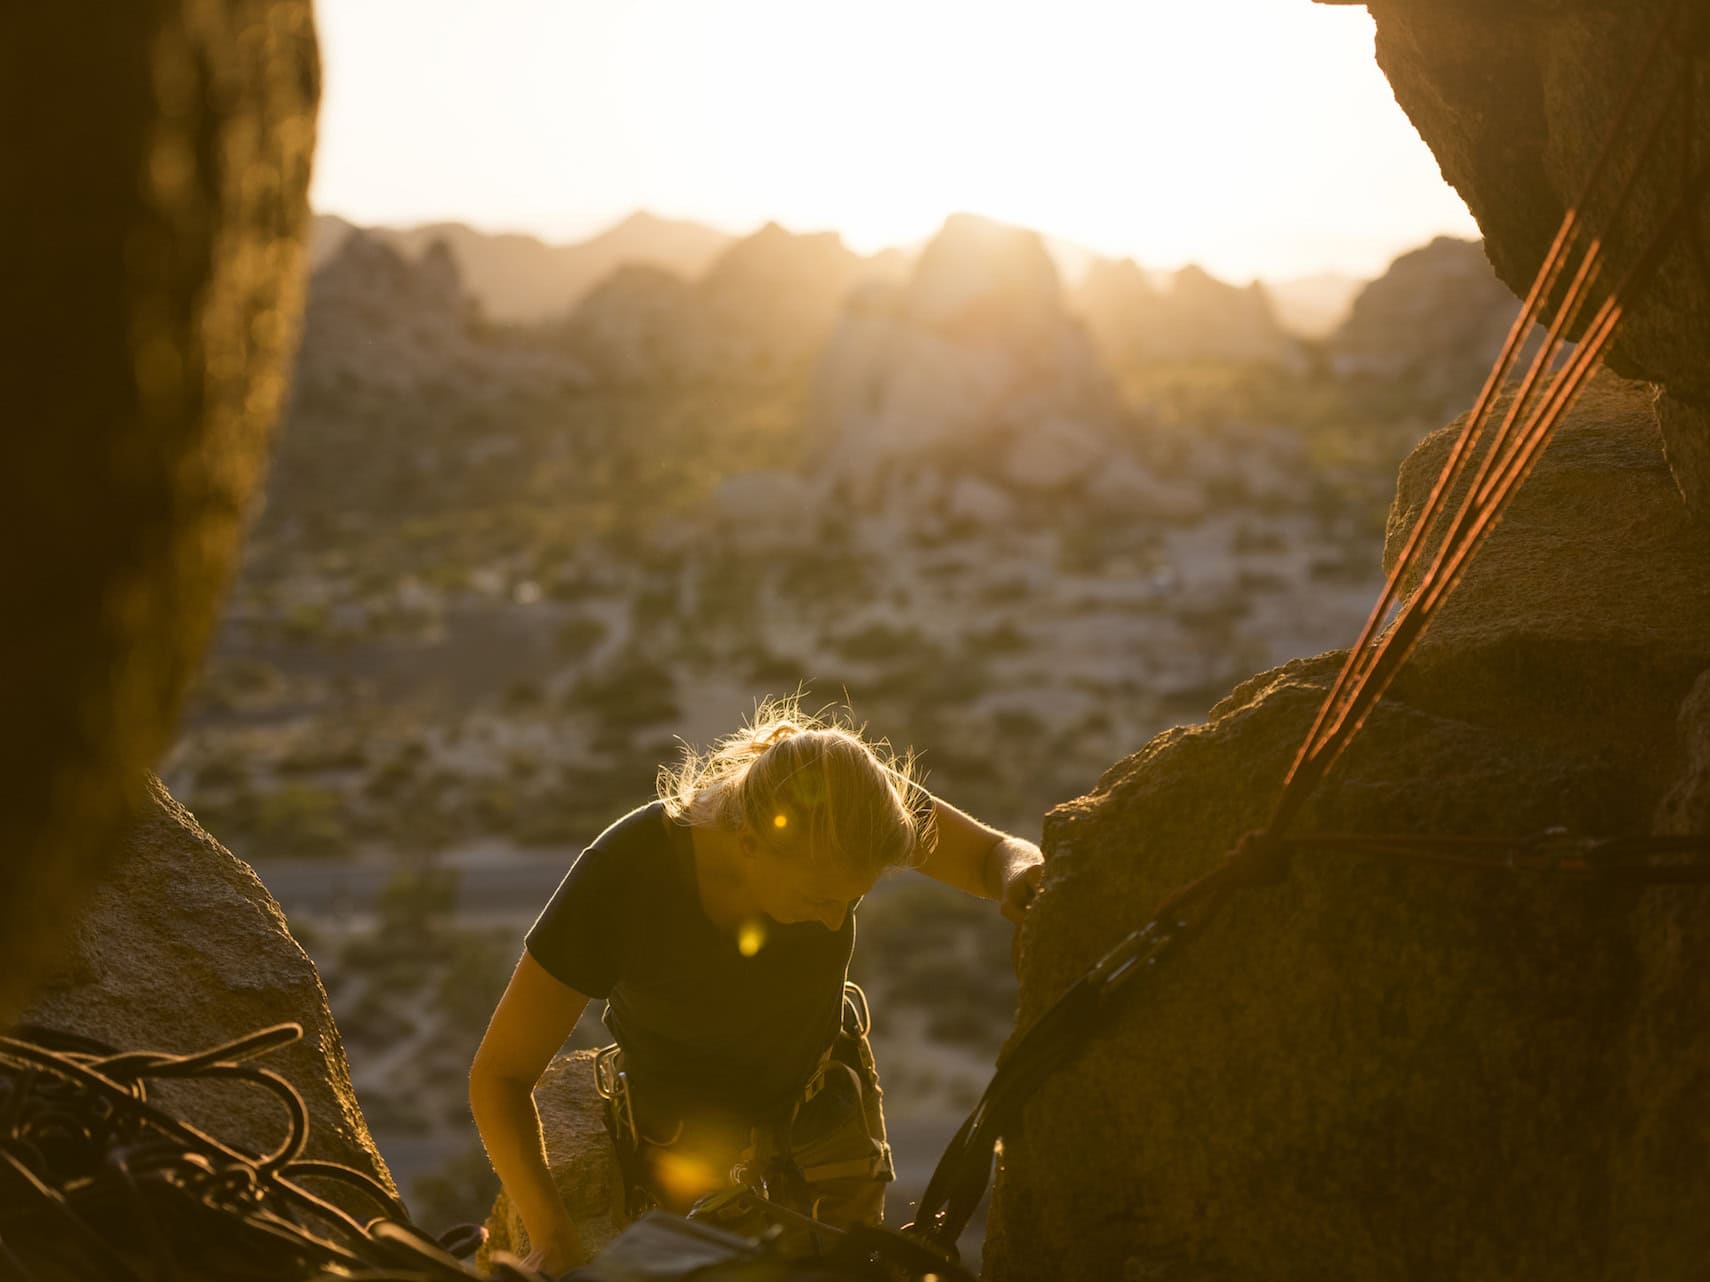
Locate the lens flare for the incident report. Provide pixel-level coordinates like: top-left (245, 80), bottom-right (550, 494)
top-left (737, 917), bottom-right (767, 957)
top-left (773, 813), bottom-right (788, 829)
top-left (651, 1149), bottom-right (723, 1205)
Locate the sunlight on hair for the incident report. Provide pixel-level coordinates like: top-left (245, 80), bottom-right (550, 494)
top-left (651, 1149), bottom-right (723, 1205)
top-left (737, 916), bottom-right (768, 958)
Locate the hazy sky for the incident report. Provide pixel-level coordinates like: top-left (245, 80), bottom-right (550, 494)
top-left (310, 0), bottom-right (1480, 282)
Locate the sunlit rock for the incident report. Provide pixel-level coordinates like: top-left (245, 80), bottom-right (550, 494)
top-left (561, 222), bottom-right (869, 386)
top-left (807, 213), bottom-right (1123, 498)
top-left (561, 264), bottom-right (706, 387)
top-left (21, 776), bottom-right (396, 1219)
top-left (2, 0), bottom-right (317, 1018)
top-left (1076, 258), bottom-right (1298, 369)
top-left (698, 222), bottom-right (866, 369)
top-left (481, 1050), bottom-right (627, 1271)
top-left (990, 372), bottom-right (1710, 1280)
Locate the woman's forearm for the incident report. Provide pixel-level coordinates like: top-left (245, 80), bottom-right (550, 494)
top-left (469, 1071), bottom-right (580, 1257)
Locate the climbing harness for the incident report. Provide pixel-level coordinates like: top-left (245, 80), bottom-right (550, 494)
top-left (904, 0), bottom-right (1710, 1251)
top-left (595, 983), bottom-right (892, 1246)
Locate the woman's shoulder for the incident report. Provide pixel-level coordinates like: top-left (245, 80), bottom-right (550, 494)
top-left (579, 799), bottom-right (684, 873)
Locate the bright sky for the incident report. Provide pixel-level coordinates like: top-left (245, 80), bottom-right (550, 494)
top-left (309, 0), bottom-right (1480, 283)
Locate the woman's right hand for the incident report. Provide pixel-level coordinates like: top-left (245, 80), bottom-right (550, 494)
top-left (522, 1228), bottom-right (583, 1278)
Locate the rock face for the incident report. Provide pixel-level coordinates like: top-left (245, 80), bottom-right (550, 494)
top-left (1346, 0), bottom-right (1710, 512)
top-left (0, 2), bottom-right (319, 1019)
top-left (296, 232), bottom-right (488, 395)
top-left (988, 374), bottom-right (1710, 1280)
top-left (561, 264), bottom-right (706, 386)
top-left (21, 777), bottom-right (396, 1218)
top-left (1075, 258), bottom-right (1297, 368)
top-left (1327, 236), bottom-right (1528, 420)
top-left (327, 211), bottom-right (735, 324)
top-left (807, 213), bottom-right (1123, 497)
top-left (562, 222), bottom-right (866, 385)
top-left (481, 1050), bottom-right (628, 1269)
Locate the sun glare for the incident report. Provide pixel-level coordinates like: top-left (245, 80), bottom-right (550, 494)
top-left (312, 0), bottom-right (1477, 280)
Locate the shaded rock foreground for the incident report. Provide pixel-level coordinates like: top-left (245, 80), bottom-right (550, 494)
top-left (989, 374), bottom-right (1710, 1281)
top-left (21, 776), bottom-right (395, 1219)
top-left (1352, 0), bottom-right (1710, 515)
top-left (0, 0), bottom-right (318, 1019)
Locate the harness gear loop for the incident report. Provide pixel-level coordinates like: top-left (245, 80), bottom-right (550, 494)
top-left (597, 980), bottom-right (891, 1236)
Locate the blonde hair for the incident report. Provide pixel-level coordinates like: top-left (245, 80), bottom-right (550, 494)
top-left (658, 696), bottom-right (935, 879)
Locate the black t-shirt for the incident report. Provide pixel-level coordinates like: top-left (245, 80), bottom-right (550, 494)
top-left (525, 801), bottom-right (856, 1118)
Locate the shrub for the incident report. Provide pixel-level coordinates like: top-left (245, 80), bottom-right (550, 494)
top-left (555, 613), bottom-right (608, 660)
top-left (567, 654), bottom-right (679, 725)
top-left (251, 784), bottom-right (349, 857)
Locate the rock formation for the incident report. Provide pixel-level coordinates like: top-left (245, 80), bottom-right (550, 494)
top-left (1075, 258), bottom-right (1298, 369)
top-left (988, 373), bottom-right (1710, 1280)
top-left (1, 1), bottom-right (319, 1019)
top-left (560, 264), bottom-right (707, 386)
top-left (562, 222), bottom-right (867, 384)
top-left (1327, 235), bottom-right (1529, 420)
top-left (21, 776), bottom-right (397, 1218)
top-left (296, 231), bottom-right (488, 396)
top-left (361, 211), bottom-right (735, 324)
top-left (1341, 0), bottom-right (1710, 515)
top-left (481, 1050), bottom-right (629, 1269)
top-left (806, 213), bottom-right (1124, 498)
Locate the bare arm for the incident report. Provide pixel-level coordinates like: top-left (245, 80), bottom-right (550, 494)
top-left (915, 795), bottom-right (1044, 923)
top-left (469, 950), bottom-right (592, 1274)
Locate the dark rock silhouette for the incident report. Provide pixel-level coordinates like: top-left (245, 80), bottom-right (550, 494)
top-left (1353, 0), bottom-right (1710, 514)
top-left (990, 374), bottom-right (1710, 1280)
top-left (22, 776), bottom-right (396, 1217)
top-left (1327, 235), bottom-right (1528, 421)
top-left (1, 2), bottom-right (319, 1019)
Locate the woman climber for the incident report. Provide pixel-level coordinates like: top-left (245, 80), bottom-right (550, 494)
top-left (468, 698), bottom-right (1044, 1275)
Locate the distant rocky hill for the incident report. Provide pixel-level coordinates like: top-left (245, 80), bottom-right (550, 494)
top-left (559, 222), bottom-right (874, 384)
top-left (1327, 235), bottom-right (1527, 420)
top-left (1073, 257), bottom-right (1300, 369)
top-left (295, 229), bottom-right (584, 402)
top-left (807, 213), bottom-right (1126, 499)
top-left (309, 210), bottom-right (733, 323)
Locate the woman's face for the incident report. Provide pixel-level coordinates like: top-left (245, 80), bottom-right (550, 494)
top-left (744, 840), bottom-right (875, 931)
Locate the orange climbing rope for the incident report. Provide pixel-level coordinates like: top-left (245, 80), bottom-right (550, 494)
top-left (909, 1), bottom-right (1710, 1249)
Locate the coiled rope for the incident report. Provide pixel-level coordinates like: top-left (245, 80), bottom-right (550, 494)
top-left (0, 1022), bottom-right (537, 1282)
